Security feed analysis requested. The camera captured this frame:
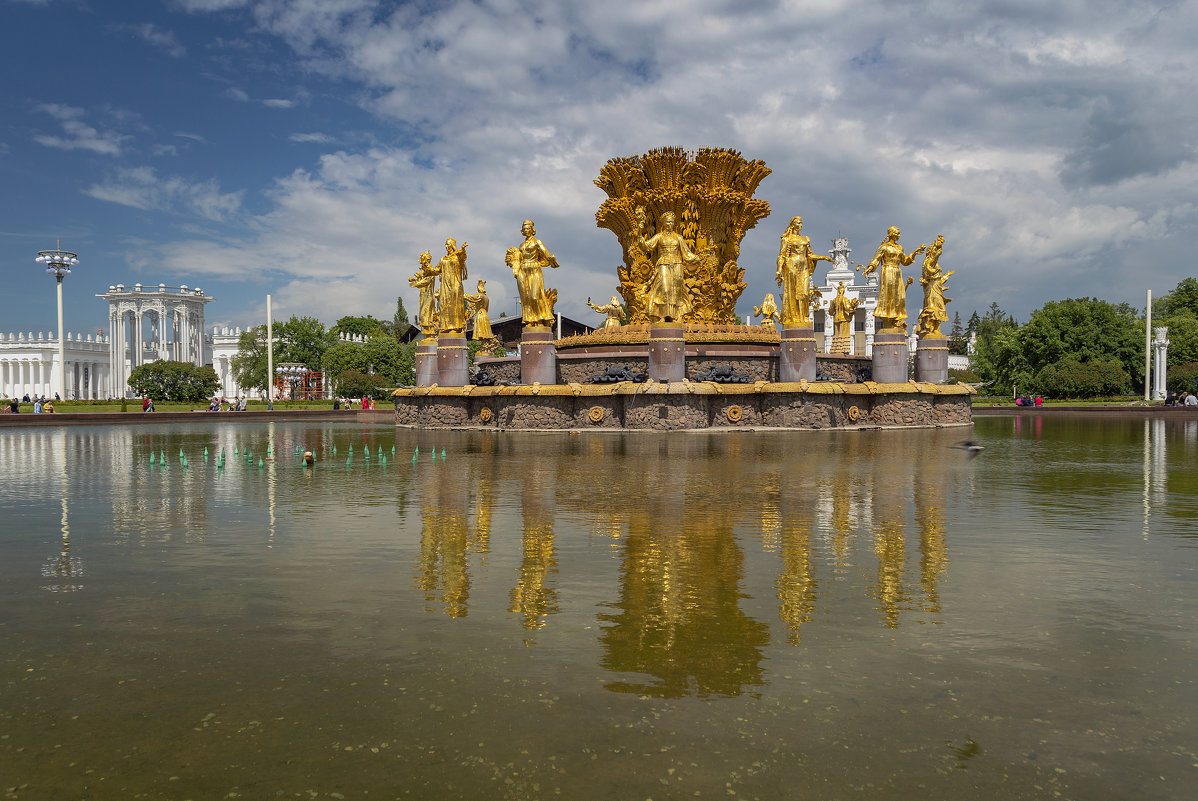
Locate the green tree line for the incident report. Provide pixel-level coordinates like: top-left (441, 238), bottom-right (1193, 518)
top-left (967, 278), bottom-right (1198, 398)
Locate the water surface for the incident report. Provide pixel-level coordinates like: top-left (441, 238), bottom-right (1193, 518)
top-left (2, 416), bottom-right (1196, 800)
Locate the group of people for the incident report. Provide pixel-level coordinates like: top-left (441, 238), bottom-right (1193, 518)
top-left (6, 395), bottom-right (56, 413)
top-left (5, 395), bottom-right (56, 413)
top-left (204, 397), bottom-right (249, 412)
top-left (1164, 390), bottom-right (1198, 406)
top-left (1014, 396), bottom-right (1044, 407)
top-left (332, 397), bottom-right (376, 410)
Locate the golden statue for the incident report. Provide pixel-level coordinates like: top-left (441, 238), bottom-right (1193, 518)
top-left (863, 226), bottom-right (925, 332)
top-left (635, 208), bottom-right (700, 324)
top-left (587, 295), bottom-right (625, 329)
top-left (510, 219), bottom-right (559, 329)
top-left (775, 216), bottom-right (831, 327)
top-left (594, 147), bottom-right (771, 324)
top-left (432, 238), bottom-right (468, 335)
top-left (915, 235), bottom-right (954, 338)
top-left (828, 282), bottom-right (860, 354)
top-left (465, 278), bottom-right (498, 348)
top-left (407, 250), bottom-right (438, 340)
top-left (753, 293), bottom-right (780, 328)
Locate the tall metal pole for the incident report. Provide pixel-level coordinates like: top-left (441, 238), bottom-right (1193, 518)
top-left (1144, 289), bottom-right (1152, 401)
top-left (56, 274), bottom-right (66, 400)
top-left (266, 294), bottom-right (274, 411)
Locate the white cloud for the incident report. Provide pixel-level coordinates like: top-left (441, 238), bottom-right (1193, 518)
top-left (289, 132), bottom-right (335, 144)
top-left (120, 23), bottom-right (187, 58)
top-left (159, 0), bottom-right (1198, 325)
top-left (34, 104), bottom-right (127, 156)
top-left (85, 167), bottom-right (243, 222)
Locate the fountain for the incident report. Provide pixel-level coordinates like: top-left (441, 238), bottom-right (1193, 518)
top-left (392, 147), bottom-right (973, 430)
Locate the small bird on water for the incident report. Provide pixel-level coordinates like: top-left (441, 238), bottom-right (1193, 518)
top-left (951, 441), bottom-right (985, 458)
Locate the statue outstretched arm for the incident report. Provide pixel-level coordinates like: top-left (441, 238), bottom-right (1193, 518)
top-left (901, 244), bottom-right (927, 266)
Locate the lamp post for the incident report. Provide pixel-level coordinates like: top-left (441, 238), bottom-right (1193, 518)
top-left (36, 243), bottom-right (78, 401)
top-left (276, 363), bottom-right (305, 401)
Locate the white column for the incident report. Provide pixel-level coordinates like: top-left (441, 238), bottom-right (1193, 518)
top-left (1152, 327), bottom-right (1169, 401)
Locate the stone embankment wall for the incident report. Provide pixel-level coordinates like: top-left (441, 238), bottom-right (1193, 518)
top-left (394, 382), bottom-right (973, 431)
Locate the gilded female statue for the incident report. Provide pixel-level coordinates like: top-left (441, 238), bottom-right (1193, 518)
top-left (916, 235), bottom-right (954, 338)
top-left (407, 251), bottom-right (438, 339)
top-left (828, 282), bottom-right (860, 354)
top-left (432, 237), bottom-right (468, 335)
top-left (512, 219), bottom-right (559, 328)
top-left (587, 295), bottom-right (624, 329)
top-left (634, 208), bottom-right (698, 324)
top-left (863, 226), bottom-right (926, 331)
top-left (775, 216), bottom-right (831, 327)
top-left (753, 293), bottom-right (781, 328)
top-left (464, 278), bottom-right (494, 343)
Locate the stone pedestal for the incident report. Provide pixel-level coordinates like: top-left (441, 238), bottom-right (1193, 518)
top-left (915, 335), bottom-right (949, 384)
top-left (648, 325), bottom-right (686, 382)
top-left (872, 330), bottom-right (909, 383)
top-left (520, 327), bottom-right (557, 384)
top-left (415, 340), bottom-right (438, 386)
top-left (779, 326), bottom-right (816, 382)
top-left (436, 335), bottom-right (468, 387)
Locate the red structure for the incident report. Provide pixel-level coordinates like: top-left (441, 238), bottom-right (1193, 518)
top-left (274, 365), bottom-right (324, 400)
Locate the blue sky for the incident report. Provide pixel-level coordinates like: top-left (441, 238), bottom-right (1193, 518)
top-left (2, 0), bottom-right (1196, 339)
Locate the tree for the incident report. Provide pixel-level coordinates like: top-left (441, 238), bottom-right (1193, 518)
top-left (363, 332), bottom-right (415, 385)
top-left (1033, 358), bottom-right (1130, 398)
top-left (128, 360), bottom-right (220, 402)
top-left (1153, 278), bottom-right (1198, 365)
top-left (968, 303), bottom-right (1020, 390)
top-left (1016, 298), bottom-right (1143, 389)
top-left (948, 311), bottom-right (966, 355)
top-left (321, 340), bottom-right (367, 379)
top-left (276, 315), bottom-right (331, 367)
top-left (331, 315), bottom-right (385, 339)
top-left (231, 325), bottom-right (269, 391)
top-left (333, 369), bottom-right (387, 400)
top-left (1155, 277), bottom-right (1198, 318)
top-left (390, 296), bottom-right (410, 336)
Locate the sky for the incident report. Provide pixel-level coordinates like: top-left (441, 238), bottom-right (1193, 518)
top-left (2, 0), bottom-right (1196, 340)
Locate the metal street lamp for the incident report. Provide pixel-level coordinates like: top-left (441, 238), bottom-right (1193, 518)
top-left (35, 243), bottom-right (78, 401)
top-left (276, 363), bottom-right (306, 401)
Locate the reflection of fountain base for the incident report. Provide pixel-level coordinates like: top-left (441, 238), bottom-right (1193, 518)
top-left (393, 382), bottom-right (973, 431)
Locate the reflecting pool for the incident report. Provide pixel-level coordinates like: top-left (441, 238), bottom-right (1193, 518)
top-left (2, 416), bottom-right (1196, 800)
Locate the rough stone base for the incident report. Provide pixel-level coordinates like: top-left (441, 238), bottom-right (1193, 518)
top-left (393, 382), bottom-right (974, 431)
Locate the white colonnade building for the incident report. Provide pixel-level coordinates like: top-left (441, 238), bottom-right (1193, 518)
top-left (96, 283), bottom-right (213, 397)
top-left (0, 331), bottom-right (113, 400)
top-left (812, 237), bottom-right (878, 356)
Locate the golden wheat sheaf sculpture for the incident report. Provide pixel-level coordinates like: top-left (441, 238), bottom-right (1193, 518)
top-left (594, 146), bottom-right (771, 324)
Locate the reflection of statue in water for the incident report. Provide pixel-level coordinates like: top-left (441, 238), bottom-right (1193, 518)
top-left (432, 238), bottom-right (469, 335)
top-left (407, 251), bottom-right (438, 339)
top-left (776, 216), bottom-right (831, 327)
top-left (863, 226), bottom-right (925, 332)
top-left (828, 282), bottom-right (860, 354)
top-left (511, 219), bottom-right (559, 328)
top-left (587, 295), bottom-right (624, 329)
top-left (916, 235), bottom-right (954, 338)
top-left (634, 208), bottom-right (699, 324)
top-left (753, 293), bottom-right (780, 328)
top-left (465, 279), bottom-right (498, 349)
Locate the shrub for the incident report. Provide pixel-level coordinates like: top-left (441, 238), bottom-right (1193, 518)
top-left (948, 367), bottom-right (980, 384)
top-left (1166, 361), bottom-right (1198, 395)
top-left (1033, 357), bottom-right (1130, 399)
